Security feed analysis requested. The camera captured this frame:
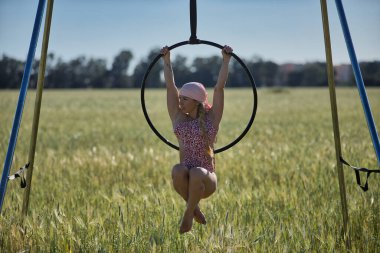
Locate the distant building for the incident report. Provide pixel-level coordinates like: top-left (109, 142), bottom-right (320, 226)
top-left (334, 64), bottom-right (352, 84)
top-left (280, 63), bottom-right (303, 73)
top-left (275, 63), bottom-right (303, 86)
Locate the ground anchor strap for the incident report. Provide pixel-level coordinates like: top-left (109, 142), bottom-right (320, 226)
top-left (340, 157), bottom-right (380, 192)
top-left (8, 162), bottom-right (30, 188)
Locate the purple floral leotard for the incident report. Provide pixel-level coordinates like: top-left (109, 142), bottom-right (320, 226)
top-left (174, 115), bottom-right (218, 172)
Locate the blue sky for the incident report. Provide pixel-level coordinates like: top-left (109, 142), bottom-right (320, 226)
top-left (1, 0), bottom-right (379, 70)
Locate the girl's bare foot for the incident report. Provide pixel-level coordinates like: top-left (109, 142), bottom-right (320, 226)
top-left (194, 207), bottom-right (206, 224)
top-left (179, 209), bottom-right (194, 234)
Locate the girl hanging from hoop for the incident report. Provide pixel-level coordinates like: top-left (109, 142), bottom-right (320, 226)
top-left (161, 45), bottom-right (233, 234)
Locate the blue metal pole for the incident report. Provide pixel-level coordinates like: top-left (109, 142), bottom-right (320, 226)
top-left (0, 0), bottom-right (47, 213)
top-left (335, 0), bottom-right (380, 165)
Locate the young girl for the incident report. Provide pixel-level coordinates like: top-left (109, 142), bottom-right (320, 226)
top-left (161, 45), bottom-right (233, 233)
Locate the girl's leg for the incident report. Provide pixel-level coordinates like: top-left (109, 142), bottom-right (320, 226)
top-left (171, 164), bottom-right (206, 224)
top-left (179, 167), bottom-right (217, 233)
top-left (171, 164), bottom-right (189, 200)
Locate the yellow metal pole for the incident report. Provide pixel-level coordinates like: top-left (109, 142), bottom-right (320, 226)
top-left (320, 0), bottom-right (351, 248)
top-left (22, 0), bottom-right (54, 217)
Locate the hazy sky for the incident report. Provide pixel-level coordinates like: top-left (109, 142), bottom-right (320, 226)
top-left (1, 0), bottom-right (379, 70)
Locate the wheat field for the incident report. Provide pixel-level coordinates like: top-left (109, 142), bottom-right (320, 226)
top-left (0, 88), bottom-right (379, 252)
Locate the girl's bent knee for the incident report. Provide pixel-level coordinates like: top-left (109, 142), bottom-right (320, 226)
top-left (172, 164), bottom-right (188, 179)
top-left (189, 167), bottom-right (207, 181)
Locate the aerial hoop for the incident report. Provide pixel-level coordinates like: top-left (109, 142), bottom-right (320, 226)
top-left (140, 39), bottom-right (258, 153)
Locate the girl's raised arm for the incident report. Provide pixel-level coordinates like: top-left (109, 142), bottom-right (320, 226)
top-left (161, 47), bottom-right (180, 122)
top-left (211, 45), bottom-right (233, 128)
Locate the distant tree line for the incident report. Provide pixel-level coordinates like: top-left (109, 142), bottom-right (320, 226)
top-left (1, 48), bottom-right (379, 89)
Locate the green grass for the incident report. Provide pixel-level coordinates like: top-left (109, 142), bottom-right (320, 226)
top-left (0, 88), bottom-right (379, 252)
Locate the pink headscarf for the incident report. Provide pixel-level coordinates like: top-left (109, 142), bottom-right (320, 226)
top-left (179, 82), bottom-right (211, 110)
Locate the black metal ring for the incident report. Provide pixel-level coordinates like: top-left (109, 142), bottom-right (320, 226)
top-left (140, 39), bottom-right (258, 153)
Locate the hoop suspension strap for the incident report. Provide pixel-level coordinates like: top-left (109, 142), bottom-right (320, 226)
top-left (340, 157), bottom-right (380, 192)
top-left (189, 0), bottom-right (199, 43)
